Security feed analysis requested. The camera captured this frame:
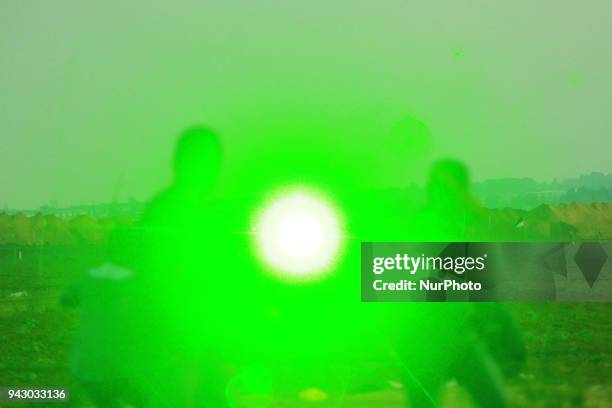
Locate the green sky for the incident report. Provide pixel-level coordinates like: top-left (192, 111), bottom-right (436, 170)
top-left (1, 1), bottom-right (610, 208)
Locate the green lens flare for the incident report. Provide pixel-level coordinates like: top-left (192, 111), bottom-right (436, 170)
top-left (253, 187), bottom-right (343, 282)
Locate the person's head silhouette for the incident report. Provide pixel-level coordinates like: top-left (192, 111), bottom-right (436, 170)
top-left (173, 125), bottom-right (222, 196)
top-left (426, 158), bottom-right (472, 211)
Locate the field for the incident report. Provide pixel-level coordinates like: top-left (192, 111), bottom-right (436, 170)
top-left (1, 244), bottom-right (611, 407)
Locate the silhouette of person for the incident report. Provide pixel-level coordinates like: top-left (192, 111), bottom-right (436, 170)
top-left (384, 159), bottom-right (526, 408)
top-left (137, 125), bottom-right (231, 408)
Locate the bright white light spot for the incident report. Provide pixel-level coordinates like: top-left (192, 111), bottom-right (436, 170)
top-left (276, 211), bottom-right (324, 258)
top-left (254, 189), bottom-right (343, 281)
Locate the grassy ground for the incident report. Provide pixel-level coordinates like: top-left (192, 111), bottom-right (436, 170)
top-left (1, 245), bottom-right (611, 407)
top-left (1, 304), bottom-right (610, 407)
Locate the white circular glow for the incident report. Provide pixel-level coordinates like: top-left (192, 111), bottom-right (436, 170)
top-left (254, 189), bottom-right (343, 281)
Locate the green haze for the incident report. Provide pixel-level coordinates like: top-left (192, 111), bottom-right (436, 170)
top-left (1, 0), bottom-right (610, 208)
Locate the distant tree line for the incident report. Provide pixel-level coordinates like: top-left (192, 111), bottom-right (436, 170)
top-left (473, 172), bottom-right (612, 210)
top-left (0, 213), bottom-right (132, 246)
